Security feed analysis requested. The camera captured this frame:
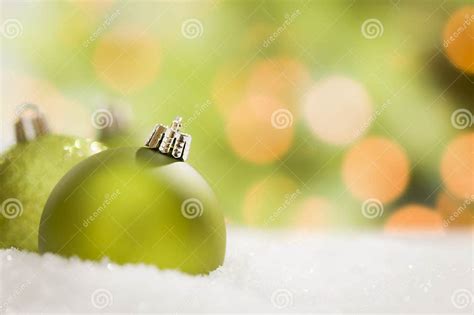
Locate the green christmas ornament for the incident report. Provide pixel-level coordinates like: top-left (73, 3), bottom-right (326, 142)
top-left (39, 117), bottom-right (226, 275)
top-left (0, 105), bottom-right (106, 252)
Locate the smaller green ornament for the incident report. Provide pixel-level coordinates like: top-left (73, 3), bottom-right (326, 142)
top-left (0, 105), bottom-right (106, 252)
top-left (39, 117), bottom-right (226, 275)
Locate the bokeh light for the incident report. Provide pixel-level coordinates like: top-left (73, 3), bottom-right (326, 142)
top-left (1, 72), bottom-right (93, 149)
top-left (211, 62), bottom-right (249, 118)
top-left (226, 94), bottom-right (294, 164)
top-left (302, 75), bottom-right (373, 146)
top-left (292, 196), bottom-right (332, 230)
top-left (247, 57), bottom-right (310, 110)
top-left (242, 175), bottom-right (299, 227)
top-left (442, 6), bottom-right (474, 73)
top-left (436, 191), bottom-right (473, 228)
top-left (385, 204), bottom-right (444, 232)
top-left (342, 137), bottom-right (410, 203)
top-left (440, 133), bottom-right (474, 200)
top-left (212, 57), bottom-right (309, 119)
top-left (93, 27), bottom-right (161, 93)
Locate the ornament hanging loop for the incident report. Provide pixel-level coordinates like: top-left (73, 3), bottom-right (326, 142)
top-left (15, 104), bottom-right (49, 143)
top-left (145, 116), bottom-right (192, 161)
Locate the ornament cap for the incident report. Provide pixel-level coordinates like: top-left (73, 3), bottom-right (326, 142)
top-left (145, 117), bottom-right (192, 161)
top-left (15, 104), bottom-right (49, 143)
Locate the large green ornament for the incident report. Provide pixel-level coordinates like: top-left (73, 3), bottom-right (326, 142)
top-left (39, 118), bottom-right (226, 275)
top-left (0, 105), bottom-right (105, 251)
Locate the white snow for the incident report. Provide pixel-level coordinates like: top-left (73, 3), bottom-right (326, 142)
top-left (1, 227), bottom-right (473, 313)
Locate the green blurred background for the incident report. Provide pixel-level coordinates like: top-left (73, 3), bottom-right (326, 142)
top-left (1, 0), bottom-right (473, 231)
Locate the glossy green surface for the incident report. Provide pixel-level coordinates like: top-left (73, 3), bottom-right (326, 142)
top-left (0, 135), bottom-right (105, 251)
top-left (39, 147), bottom-right (226, 275)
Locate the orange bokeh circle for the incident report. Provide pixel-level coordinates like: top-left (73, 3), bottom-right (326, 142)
top-left (442, 6), bottom-right (474, 73)
top-left (436, 191), bottom-right (473, 228)
top-left (385, 204), bottom-right (444, 232)
top-left (246, 57), bottom-right (310, 107)
top-left (93, 28), bottom-right (160, 93)
top-left (292, 196), bottom-right (332, 230)
top-left (342, 137), bottom-right (410, 203)
top-left (226, 94), bottom-right (294, 164)
top-left (440, 133), bottom-right (474, 200)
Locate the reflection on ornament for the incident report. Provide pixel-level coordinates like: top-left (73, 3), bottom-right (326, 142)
top-left (442, 6), bottom-right (474, 73)
top-left (385, 204), bottom-right (444, 232)
top-left (93, 28), bottom-right (160, 93)
top-left (436, 191), bottom-right (473, 228)
top-left (441, 133), bottom-right (474, 200)
top-left (226, 95), bottom-right (294, 164)
top-left (303, 75), bottom-right (373, 145)
top-left (292, 196), bottom-right (332, 230)
top-left (342, 137), bottom-right (410, 203)
top-left (243, 175), bottom-right (299, 227)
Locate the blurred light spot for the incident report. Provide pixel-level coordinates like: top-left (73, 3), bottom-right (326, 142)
top-left (247, 57), bottom-right (310, 110)
top-left (70, 0), bottom-right (116, 17)
top-left (441, 133), bottom-right (474, 199)
top-left (212, 57), bottom-right (309, 120)
top-left (93, 28), bottom-right (160, 93)
top-left (1, 72), bottom-right (93, 148)
top-left (211, 62), bottom-right (249, 118)
top-left (442, 6), bottom-right (474, 73)
top-left (303, 75), bottom-right (373, 145)
top-left (226, 95), bottom-right (294, 164)
top-left (292, 196), bottom-right (332, 230)
top-left (342, 137), bottom-right (410, 203)
top-left (243, 175), bottom-right (299, 227)
top-left (436, 191), bottom-right (473, 228)
top-left (385, 204), bottom-right (444, 232)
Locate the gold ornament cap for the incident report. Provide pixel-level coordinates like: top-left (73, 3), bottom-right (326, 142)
top-left (145, 117), bottom-right (192, 161)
